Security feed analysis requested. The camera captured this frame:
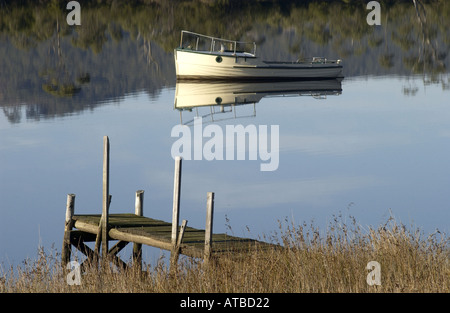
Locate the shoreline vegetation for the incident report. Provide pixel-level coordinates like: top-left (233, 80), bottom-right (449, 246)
top-left (1, 215), bottom-right (448, 293)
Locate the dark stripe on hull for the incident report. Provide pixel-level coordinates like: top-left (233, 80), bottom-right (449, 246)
top-left (176, 76), bottom-right (344, 82)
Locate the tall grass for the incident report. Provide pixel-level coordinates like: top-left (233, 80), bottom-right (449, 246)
top-left (1, 215), bottom-right (448, 293)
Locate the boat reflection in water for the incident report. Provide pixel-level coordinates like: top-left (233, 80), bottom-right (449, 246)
top-left (174, 79), bottom-right (343, 124)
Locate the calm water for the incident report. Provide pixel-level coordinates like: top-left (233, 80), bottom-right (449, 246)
top-left (1, 1), bottom-right (450, 265)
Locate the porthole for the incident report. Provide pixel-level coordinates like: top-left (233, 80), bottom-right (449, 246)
top-left (215, 56), bottom-right (223, 63)
top-left (215, 97), bottom-right (222, 104)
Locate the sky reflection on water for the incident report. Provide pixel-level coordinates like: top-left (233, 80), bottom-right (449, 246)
top-left (1, 75), bottom-right (449, 264)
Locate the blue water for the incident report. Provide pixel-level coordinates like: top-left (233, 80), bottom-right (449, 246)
top-left (1, 74), bottom-right (450, 265)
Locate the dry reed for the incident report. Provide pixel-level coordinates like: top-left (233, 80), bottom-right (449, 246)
top-left (1, 215), bottom-right (448, 293)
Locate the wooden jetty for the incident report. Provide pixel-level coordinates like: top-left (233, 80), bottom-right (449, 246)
top-left (62, 136), bottom-right (273, 270)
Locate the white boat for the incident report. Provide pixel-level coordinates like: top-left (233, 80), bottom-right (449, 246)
top-left (174, 30), bottom-right (343, 81)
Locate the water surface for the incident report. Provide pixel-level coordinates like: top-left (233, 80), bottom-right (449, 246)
top-left (1, 1), bottom-right (449, 264)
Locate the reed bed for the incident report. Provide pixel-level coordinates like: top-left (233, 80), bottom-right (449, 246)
top-left (1, 215), bottom-right (448, 293)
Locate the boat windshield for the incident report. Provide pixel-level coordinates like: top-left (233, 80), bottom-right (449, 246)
top-left (178, 30), bottom-right (256, 57)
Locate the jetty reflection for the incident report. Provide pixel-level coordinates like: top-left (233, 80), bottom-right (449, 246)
top-left (174, 79), bottom-right (343, 124)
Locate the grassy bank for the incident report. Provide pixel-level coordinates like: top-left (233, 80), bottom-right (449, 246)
top-left (1, 216), bottom-right (448, 293)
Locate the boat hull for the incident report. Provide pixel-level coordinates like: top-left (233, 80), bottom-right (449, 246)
top-left (174, 49), bottom-right (343, 80)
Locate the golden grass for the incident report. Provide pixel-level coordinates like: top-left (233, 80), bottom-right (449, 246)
top-left (1, 215), bottom-right (448, 293)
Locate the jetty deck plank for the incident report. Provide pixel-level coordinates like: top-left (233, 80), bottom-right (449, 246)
top-left (72, 213), bottom-right (273, 259)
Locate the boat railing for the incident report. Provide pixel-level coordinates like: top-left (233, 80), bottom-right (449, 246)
top-left (294, 57), bottom-right (342, 65)
top-left (179, 30), bottom-right (256, 56)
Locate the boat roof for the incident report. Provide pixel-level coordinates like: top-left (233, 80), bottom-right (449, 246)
top-left (178, 30), bottom-right (256, 57)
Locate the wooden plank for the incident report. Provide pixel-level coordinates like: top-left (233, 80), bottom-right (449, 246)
top-left (70, 230), bottom-right (97, 243)
top-left (177, 220), bottom-right (188, 248)
top-left (170, 219), bottom-right (188, 270)
top-left (102, 136), bottom-right (110, 259)
top-left (74, 219), bottom-right (173, 252)
top-left (74, 219), bottom-right (105, 235)
top-left (204, 192), bottom-right (214, 263)
top-left (73, 214), bottom-right (170, 227)
top-left (70, 237), bottom-right (95, 259)
top-left (171, 156), bottom-right (182, 247)
top-left (109, 228), bottom-right (174, 251)
top-left (108, 240), bottom-right (129, 256)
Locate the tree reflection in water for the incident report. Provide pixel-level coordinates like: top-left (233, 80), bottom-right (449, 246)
top-left (0, 0), bottom-right (448, 123)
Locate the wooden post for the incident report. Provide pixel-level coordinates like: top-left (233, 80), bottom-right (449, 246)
top-left (62, 194), bottom-right (75, 266)
top-left (171, 156), bottom-right (182, 248)
top-left (102, 136), bottom-right (110, 259)
top-left (135, 190), bottom-right (144, 216)
top-left (94, 217), bottom-right (102, 255)
top-left (204, 192), bottom-right (214, 263)
top-left (133, 190), bottom-right (144, 268)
